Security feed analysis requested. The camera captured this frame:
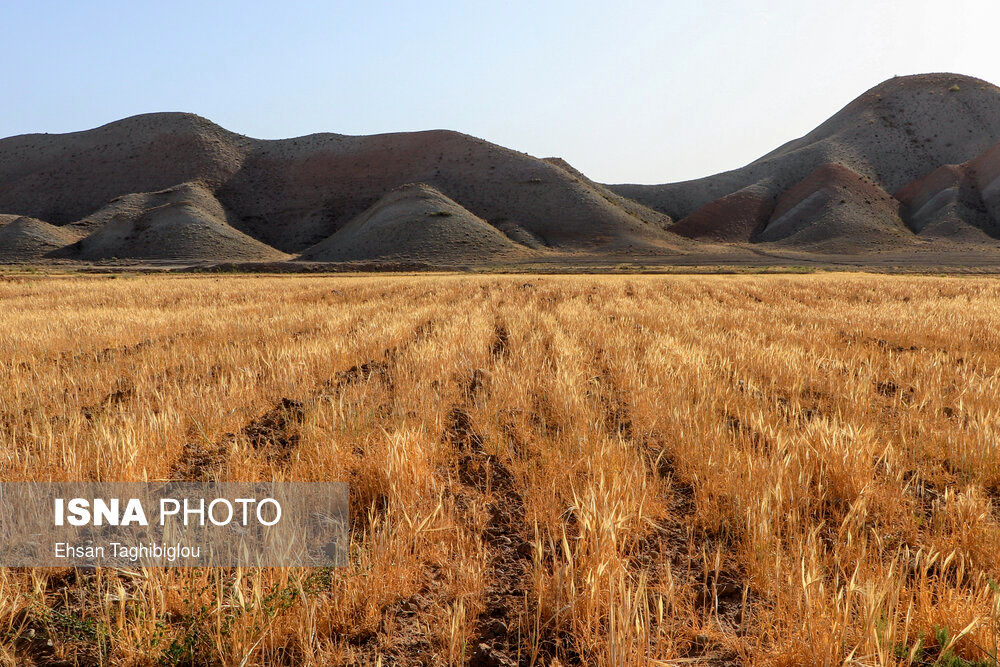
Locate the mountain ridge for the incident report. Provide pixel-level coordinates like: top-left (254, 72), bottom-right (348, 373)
top-left (2, 73), bottom-right (1000, 266)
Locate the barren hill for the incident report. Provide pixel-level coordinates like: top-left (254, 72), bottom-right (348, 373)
top-left (755, 164), bottom-right (915, 252)
top-left (2, 72), bottom-right (1000, 266)
top-left (215, 130), bottom-right (677, 253)
top-left (0, 216), bottom-right (82, 261)
top-left (299, 183), bottom-right (529, 263)
top-left (611, 74), bottom-right (1000, 221)
top-left (0, 114), bottom-right (678, 263)
top-left (667, 183), bottom-right (775, 242)
top-left (895, 141), bottom-right (1000, 241)
top-left (0, 114), bottom-right (247, 225)
top-left (53, 182), bottom-right (287, 262)
top-left (606, 73), bottom-right (1000, 255)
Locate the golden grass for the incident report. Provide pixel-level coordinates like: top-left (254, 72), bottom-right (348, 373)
top-left (1, 273), bottom-right (999, 665)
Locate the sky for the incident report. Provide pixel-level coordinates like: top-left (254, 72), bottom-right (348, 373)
top-left (2, 1), bottom-right (999, 184)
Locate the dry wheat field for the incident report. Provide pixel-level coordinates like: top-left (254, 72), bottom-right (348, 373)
top-left (1, 272), bottom-right (1000, 666)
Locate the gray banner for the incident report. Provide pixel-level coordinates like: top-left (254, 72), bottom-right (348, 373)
top-left (0, 482), bottom-right (348, 567)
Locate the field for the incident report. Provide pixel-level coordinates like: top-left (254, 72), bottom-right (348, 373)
top-left (1, 273), bottom-right (1000, 666)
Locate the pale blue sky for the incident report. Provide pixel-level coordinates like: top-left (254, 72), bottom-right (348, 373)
top-left (2, 1), bottom-right (998, 183)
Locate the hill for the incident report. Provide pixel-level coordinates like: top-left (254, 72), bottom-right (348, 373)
top-left (0, 114), bottom-right (679, 263)
top-left (53, 182), bottom-right (287, 262)
top-left (2, 73), bottom-right (1000, 266)
top-left (608, 73), bottom-right (1000, 253)
top-left (611, 74), bottom-right (1000, 222)
top-left (0, 216), bottom-right (81, 261)
top-left (299, 183), bottom-right (529, 263)
top-left (0, 114), bottom-right (247, 226)
top-left (895, 141), bottom-right (1000, 241)
top-left (215, 129), bottom-right (678, 253)
top-left (755, 164), bottom-right (915, 252)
